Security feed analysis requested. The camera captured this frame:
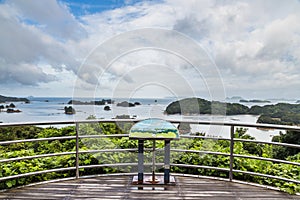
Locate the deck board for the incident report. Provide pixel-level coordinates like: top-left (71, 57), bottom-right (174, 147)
top-left (0, 175), bottom-right (299, 200)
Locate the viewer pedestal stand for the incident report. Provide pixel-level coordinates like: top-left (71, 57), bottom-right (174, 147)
top-left (132, 139), bottom-right (175, 185)
top-left (129, 118), bottom-right (180, 185)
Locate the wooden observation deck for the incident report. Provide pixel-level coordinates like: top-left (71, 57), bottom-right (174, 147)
top-left (0, 175), bottom-right (299, 200)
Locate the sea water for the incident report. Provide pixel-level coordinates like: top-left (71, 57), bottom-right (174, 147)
top-left (0, 97), bottom-right (293, 141)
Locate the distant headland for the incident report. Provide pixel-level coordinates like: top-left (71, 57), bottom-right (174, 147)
top-left (0, 95), bottom-right (30, 103)
top-left (165, 97), bottom-right (300, 125)
top-left (239, 99), bottom-right (271, 103)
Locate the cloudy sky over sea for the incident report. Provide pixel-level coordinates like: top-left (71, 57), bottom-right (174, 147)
top-left (0, 0), bottom-right (300, 99)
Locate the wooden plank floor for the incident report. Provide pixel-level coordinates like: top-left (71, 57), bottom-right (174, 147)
top-left (0, 175), bottom-right (299, 200)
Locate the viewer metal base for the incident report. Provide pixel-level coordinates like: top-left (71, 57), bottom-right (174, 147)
top-left (132, 175), bottom-right (176, 185)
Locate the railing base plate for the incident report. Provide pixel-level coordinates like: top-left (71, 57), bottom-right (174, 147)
top-left (131, 175), bottom-right (176, 185)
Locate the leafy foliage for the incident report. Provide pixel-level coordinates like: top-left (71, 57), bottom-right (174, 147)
top-left (250, 103), bottom-right (300, 125)
top-left (0, 124), bottom-right (299, 194)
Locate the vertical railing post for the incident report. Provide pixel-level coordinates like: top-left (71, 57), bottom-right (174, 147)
top-left (229, 125), bottom-right (235, 181)
top-left (152, 140), bottom-right (156, 183)
top-left (138, 140), bottom-right (144, 183)
top-left (75, 122), bottom-right (80, 179)
top-left (164, 140), bottom-right (171, 184)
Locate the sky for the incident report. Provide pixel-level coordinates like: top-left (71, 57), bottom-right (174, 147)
top-left (0, 0), bottom-right (300, 100)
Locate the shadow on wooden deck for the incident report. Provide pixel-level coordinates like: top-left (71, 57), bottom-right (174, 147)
top-left (0, 175), bottom-right (299, 200)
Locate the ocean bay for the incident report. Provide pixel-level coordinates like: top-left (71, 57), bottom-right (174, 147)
top-left (0, 97), bottom-right (287, 141)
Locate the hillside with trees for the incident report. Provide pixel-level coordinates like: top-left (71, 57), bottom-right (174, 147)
top-left (165, 98), bottom-right (300, 125)
top-left (165, 98), bottom-right (249, 115)
top-left (249, 103), bottom-right (300, 125)
top-left (0, 95), bottom-right (29, 103)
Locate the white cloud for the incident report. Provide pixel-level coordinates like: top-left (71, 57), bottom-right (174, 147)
top-left (0, 1), bottom-right (81, 88)
top-left (8, 0), bottom-right (87, 40)
top-left (0, 0), bottom-right (300, 99)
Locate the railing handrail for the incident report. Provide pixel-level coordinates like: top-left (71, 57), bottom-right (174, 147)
top-left (0, 118), bottom-right (300, 132)
top-left (0, 119), bottom-right (300, 192)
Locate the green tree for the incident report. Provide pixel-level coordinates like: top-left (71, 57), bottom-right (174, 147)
top-left (272, 130), bottom-right (300, 160)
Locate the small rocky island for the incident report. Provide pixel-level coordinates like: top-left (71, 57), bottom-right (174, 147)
top-left (0, 103), bottom-right (22, 113)
top-left (104, 105), bottom-right (111, 111)
top-left (240, 99), bottom-right (271, 103)
top-left (68, 99), bottom-right (114, 105)
top-left (64, 106), bottom-right (76, 114)
top-left (116, 101), bottom-right (141, 107)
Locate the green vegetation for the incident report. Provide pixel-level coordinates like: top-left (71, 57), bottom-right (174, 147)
top-left (165, 97), bottom-right (249, 115)
top-left (248, 103), bottom-right (300, 160)
top-left (0, 123), bottom-right (299, 194)
top-left (165, 98), bottom-right (300, 126)
top-left (171, 128), bottom-right (300, 194)
top-left (250, 103), bottom-right (300, 125)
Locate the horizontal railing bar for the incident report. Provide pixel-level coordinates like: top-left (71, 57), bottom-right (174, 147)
top-left (233, 154), bottom-right (300, 166)
top-left (171, 163), bottom-right (230, 172)
top-left (171, 149), bottom-right (230, 157)
top-left (78, 162), bottom-right (164, 169)
top-left (1, 119), bottom-right (300, 132)
top-left (181, 135), bottom-right (300, 149)
top-left (79, 149), bottom-right (137, 154)
top-left (79, 148), bottom-right (165, 154)
top-left (0, 119), bottom-right (140, 128)
top-left (0, 152), bottom-right (76, 163)
top-left (2, 135), bottom-right (298, 150)
top-left (0, 136), bottom-right (76, 145)
top-left (0, 167), bottom-right (76, 182)
top-left (169, 120), bottom-right (300, 131)
top-left (0, 148), bottom-right (164, 163)
top-left (234, 138), bottom-right (300, 149)
top-left (2, 148), bottom-right (297, 168)
top-left (181, 135), bottom-right (231, 141)
top-left (232, 169), bottom-right (300, 184)
top-left (78, 134), bottom-right (129, 139)
top-left (171, 163), bottom-right (300, 184)
top-left (78, 163), bottom-right (138, 169)
top-left (0, 134), bottom-right (130, 145)
top-left (168, 120), bottom-right (300, 131)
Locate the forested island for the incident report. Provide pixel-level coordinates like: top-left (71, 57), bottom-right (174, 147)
top-left (0, 95), bottom-right (29, 103)
top-left (165, 97), bottom-right (300, 125)
top-left (165, 97), bottom-right (249, 115)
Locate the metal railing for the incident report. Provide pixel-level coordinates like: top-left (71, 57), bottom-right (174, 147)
top-left (0, 119), bottom-right (300, 188)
